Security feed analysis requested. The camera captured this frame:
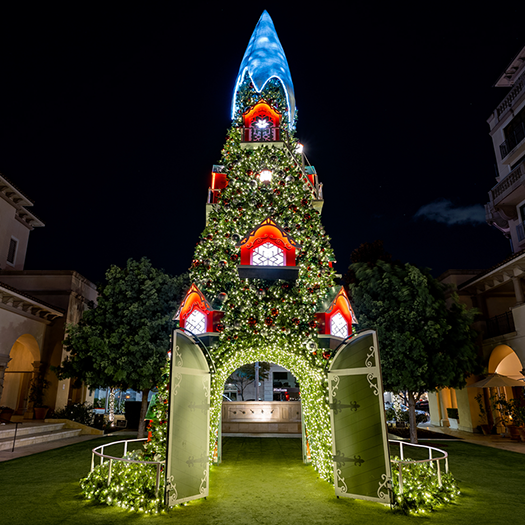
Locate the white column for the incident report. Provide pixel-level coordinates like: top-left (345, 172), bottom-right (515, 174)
top-left (513, 277), bottom-right (525, 305)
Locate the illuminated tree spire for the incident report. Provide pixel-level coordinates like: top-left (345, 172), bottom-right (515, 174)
top-left (231, 10), bottom-right (296, 129)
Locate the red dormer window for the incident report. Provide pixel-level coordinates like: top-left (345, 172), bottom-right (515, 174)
top-left (242, 101), bottom-right (282, 143)
top-left (236, 218), bottom-right (301, 280)
top-left (175, 284), bottom-right (224, 334)
top-left (208, 165), bottom-right (228, 205)
top-left (316, 287), bottom-right (357, 338)
top-left (238, 218), bottom-right (299, 267)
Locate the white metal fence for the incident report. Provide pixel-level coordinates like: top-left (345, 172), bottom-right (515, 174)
top-left (90, 438), bottom-right (164, 498)
top-left (389, 440), bottom-right (449, 494)
top-left (91, 437), bottom-right (449, 499)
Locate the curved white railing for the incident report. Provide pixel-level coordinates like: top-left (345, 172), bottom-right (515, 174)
top-left (91, 438), bottom-right (449, 499)
top-left (388, 440), bottom-right (449, 494)
top-left (91, 438), bottom-right (164, 498)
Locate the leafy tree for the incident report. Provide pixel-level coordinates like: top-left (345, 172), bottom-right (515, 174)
top-left (347, 242), bottom-right (481, 443)
top-left (57, 258), bottom-right (184, 438)
top-left (227, 362), bottom-right (271, 400)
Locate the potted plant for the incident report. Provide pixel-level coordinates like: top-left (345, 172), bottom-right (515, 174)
top-left (447, 407), bottom-right (459, 429)
top-left (28, 373), bottom-right (51, 419)
top-left (500, 397), bottom-right (525, 441)
top-left (0, 406), bottom-right (15, 422)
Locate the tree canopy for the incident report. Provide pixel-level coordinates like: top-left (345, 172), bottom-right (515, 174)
top-left (227, 362), bottom-right (271, 400)
top-left (346, 242), bottom-right (481, 441)
top-left (57, 258), bottom-right (187, 437)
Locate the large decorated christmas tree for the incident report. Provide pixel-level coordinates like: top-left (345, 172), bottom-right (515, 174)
top-left (83, 13), bottom-right (461, 514)
top-left (145, 10), bottom-right (357, 482)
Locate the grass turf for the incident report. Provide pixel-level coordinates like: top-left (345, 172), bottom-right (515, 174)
top-left (1, 436), bottom-right (524, 524)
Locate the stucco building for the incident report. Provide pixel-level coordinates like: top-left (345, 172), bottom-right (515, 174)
top-left (430, 45), bottom-right (525, 432)
top-left (0, 172), bottom-right (96, 418)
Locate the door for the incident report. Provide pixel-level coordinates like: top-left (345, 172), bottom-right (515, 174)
top-left (328, 329), bottom-right (392, 504)
top-left (165, 330), bottom-right (211, 506)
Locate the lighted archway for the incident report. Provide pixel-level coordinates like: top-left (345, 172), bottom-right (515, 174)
top-left (1, 334), bottom-right (40, 411)
top-left (209, 345), bottom-right (332, 480)
top-left (489, 344), bottom-right (524, 379)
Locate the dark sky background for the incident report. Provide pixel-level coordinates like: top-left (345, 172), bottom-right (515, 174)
top-left (1, 3), bottom-right (524, 285)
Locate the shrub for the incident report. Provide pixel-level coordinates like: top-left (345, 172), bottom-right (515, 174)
top-left (391, 456), bottom-right (460, 514)
top-left (80, 452), bottom-right (164, 513)
top-left (49, 402), bottom-right (94, 426)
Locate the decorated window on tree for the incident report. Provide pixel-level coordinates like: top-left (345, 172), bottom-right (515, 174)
top-left (175, 283), bottom-right (225, 334)
top-left (330, 312), bottom-right (348, 338)
top-left (242, 101), bottom-right (281, 142)
top-left (252, 242), bottom-right (285, 266)
top-left (238, 218), bottom-right (300, 267)
top-left (315, 287), bottom-right (357, 336)
top-left (252, 115), bottom-right (272, 141)
top-left (186, 309), bottom-right (207, 334)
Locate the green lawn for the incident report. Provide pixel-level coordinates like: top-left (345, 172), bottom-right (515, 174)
top-left (1, 436), bottom-right (524, 524)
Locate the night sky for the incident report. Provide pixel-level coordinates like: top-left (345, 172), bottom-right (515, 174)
top-left (1, 4), bottom-right (524, 285)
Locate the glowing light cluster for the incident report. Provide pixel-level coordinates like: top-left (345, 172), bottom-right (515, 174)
top-left (259, 169), bottom-right (273, 182)
top-left (255, 117), bottom-right (270, 129)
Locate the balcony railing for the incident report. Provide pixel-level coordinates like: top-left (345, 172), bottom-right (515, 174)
top-left (497, 69), bottom-right (525, 118)
top-left (242, 125), bottom-right (281, 143)
top-left (490, 157), bottom-right (525, 202)
top-left (500, 121), bottom-right (525, 159)
top-left (485, 311), bottom-right (515, 339)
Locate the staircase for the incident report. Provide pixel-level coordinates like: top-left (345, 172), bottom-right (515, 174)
top-left (0, 421), bottom-right (82, 451)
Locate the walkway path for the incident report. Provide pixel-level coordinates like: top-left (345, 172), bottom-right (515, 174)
top-left (1, 420), bottom-right (524, 462)
top-left (417, 423), bottom-right (525, 454)
top-left (0, 421), bottom-right (134, 462)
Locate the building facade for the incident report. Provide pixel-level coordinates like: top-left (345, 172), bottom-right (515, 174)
top-left (430, 46), bottom-right (525, 432)
top-left (0, 172), bottom-right (96, 418)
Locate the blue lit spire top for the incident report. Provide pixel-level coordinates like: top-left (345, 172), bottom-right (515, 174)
top-left (232, 10), bottom-right (295, 130)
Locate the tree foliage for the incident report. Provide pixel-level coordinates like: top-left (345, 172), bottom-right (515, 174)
top-left (227, 362), bottom-right (271, 400)
top-left (57, 258), bottom-right (184, 437)
top-left (347, 242), bottom-right (481, 441)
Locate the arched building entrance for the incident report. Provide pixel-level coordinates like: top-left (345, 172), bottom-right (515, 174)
top-left (489, 344), bottom-right (524, 379)
top-left (1, 334), bottom-right (40, 414)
